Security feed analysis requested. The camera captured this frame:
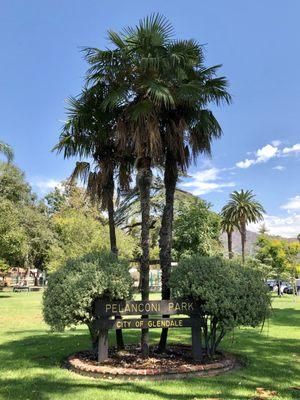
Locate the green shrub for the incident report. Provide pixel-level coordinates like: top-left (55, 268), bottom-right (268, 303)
top-left (43, 251), bottom-right (133, 347)
top-left (170, 255), bottom-right (270, 356)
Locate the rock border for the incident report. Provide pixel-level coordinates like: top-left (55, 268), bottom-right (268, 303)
top-left (65, 349), bottom-right (239, 380)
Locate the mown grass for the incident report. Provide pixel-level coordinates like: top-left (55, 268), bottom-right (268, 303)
top-left (0, 291), bottom-right (299, 400)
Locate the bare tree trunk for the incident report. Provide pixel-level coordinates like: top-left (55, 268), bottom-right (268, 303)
top-left (158, 152), bottom-right (177, 352)
top-left (137, 157), bottom-right (152, 357)
top-left (227, 230), bottom-right (233, 259)
top-left (106, 173), bottom-right (124, 350)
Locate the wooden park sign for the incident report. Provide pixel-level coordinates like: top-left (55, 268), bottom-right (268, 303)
top-left (94, 299), bottom-right (203, 362)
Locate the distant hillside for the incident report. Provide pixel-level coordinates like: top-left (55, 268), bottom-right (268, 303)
top-left (220, 230), bottom-right (298, 255)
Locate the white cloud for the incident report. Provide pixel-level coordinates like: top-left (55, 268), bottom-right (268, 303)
top-left (236, 143), bottom-right (278, 169)
top-left (181, 167), bottom-right (235, 195)
top-left (256, 144), bottom-right (278, 162)
top-left (236, 159), bottom-right (256, 169)
top-left (273, 165), bottom-right (285, 171)
top-left (248, 213), bottom-right (300, 238)
top-left (271, 140), bottom-right (281, 147)
top-left (282, 143), bottom-right (300, 154)
top-left (281, 195), bottom-right (300, 211)
top-left (31, 178), bottom-right (63, 194)
top-left (248, 195), bottom-right (300, 237)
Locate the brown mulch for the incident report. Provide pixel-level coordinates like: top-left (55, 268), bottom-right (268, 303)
top-left (77, 345), bottom-right (221, 370)
top-left (66, 345), bottom-right (238, 378)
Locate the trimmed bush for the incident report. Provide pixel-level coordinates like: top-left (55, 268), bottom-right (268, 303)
top-left (170, 255), bottom-right (270, 356)
top-left (43, 251), bottom-right (133, 348)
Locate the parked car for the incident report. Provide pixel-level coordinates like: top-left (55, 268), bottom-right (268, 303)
top-left (266, 279), bottom-right (277, 291)
top-left (283, 283), bottom-right (293, 294)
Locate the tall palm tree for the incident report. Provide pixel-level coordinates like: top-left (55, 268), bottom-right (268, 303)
top-left (54, 85), bottom-right (132, 351)
top-left (157, 45), bottom-right (231, 352)
top-left (0, 141), bottom-right (14, 163)
top-left (220, 218), bottom-right (235, 259)
top-left (221, 190), bottom-right (265, 263)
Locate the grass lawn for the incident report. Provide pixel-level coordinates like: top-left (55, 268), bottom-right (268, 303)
top-left (0, 291), bottom-right (299, 400)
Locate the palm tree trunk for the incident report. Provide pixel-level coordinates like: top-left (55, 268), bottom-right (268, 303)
top-left (106, 173), bottom-right (124, 350)
top-left (158, 152), bottom-right (178, 352)
top-left (137, 157), bottom-right (152, 357)
top-left (240, 220), bottom-right (246, 263)
top-left (107, 195), bottom-right (118, 255)
top-left (227, 230), bottom-right (233, 259)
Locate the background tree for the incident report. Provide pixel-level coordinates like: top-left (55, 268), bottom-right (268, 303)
top-left (256, 236), bottom-right (289, 296)
top-left (0, 163), bottom-right (33, 204)
top-left (45, 184), bottom-right (135, 272)
top-left (0, 161), bottom-right (53, 272)
top-left (221, 190), bottom-right (264, 262)
top-left (173, 198), bottom-right (222, 259)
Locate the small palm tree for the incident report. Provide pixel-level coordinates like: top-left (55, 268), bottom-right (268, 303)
top-left (0, 141), bottom-right (14, 163)
top-left (221, 190), bottom-right (265, 262)
top-left (221, 218), bottom-right (235, 259)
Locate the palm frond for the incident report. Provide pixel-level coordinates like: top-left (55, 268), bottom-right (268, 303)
top-left (0, 141), bottom-right (14, 163)
top-left (69, 161), bottom-right (91, 185)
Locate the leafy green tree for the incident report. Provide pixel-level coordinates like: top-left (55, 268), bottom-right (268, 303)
top-left (0, 140), bottom-right (14, 163)
top-left (47, 186), bottom-right (135, 272)
top-left (0, 259), bottom-right (10, 275)
top-left (0, 199), bottom-right (27, 266)
top-left (170, 255), bottom-right (270, 358)
top-left (221, 190), bottom-right (264, 263)
top-left (43, 251), bottom-right (133, 352)
top-left (256, 235), bottom-right (300, 295)
top-left (0, 163), bottom-right (33, 204)
top-left (173, 199), bottom-right (222, 259)
top-left (20, 205), bottom-right (55, 271)
top-left (44, 187), bottom-right (67, 215)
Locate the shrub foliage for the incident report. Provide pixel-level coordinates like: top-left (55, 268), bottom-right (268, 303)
top-left (170, 255), bottom-right (270, 356)
top-left (43, 251), bottom-right (133, 347)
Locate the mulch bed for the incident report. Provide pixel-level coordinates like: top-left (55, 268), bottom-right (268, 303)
top-left (65, 345), bottom-right (239, 380)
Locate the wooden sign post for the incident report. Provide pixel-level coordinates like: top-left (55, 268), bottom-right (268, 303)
top-left (94, 299), bottom-right (202, 363)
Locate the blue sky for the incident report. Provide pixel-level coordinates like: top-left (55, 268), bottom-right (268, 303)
top-left (1, 0), bottom-right (299, 237)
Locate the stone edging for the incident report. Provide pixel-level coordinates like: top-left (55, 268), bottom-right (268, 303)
top-left (64, 351), bottom-right (239, 380)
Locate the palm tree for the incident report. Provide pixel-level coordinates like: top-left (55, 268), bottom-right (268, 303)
top-left (54, 85), bottom-right (132, 351)
top-left (221, 190), bottom-right (265, 263)
top-left (157, 45), bottom-right (231, 352)
top-left (221, 218), bottom-right (235, 259)
top-left (0, 141), bottom-right (14, 163)
top-left (297, 233), bottom-right (300, 244)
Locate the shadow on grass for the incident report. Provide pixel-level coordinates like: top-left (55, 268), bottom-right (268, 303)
top-left (269, 307), bottom-right (300, 327)
top-left (0, 326), bottom-right (299, 400)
